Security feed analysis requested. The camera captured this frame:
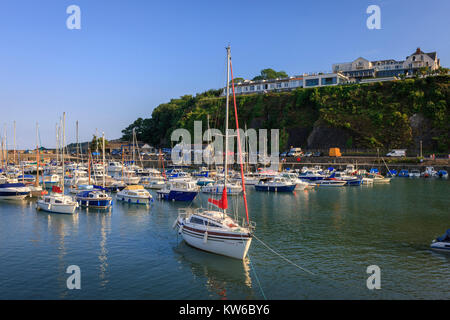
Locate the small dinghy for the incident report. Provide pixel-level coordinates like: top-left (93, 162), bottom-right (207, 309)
top-left (430, 229), bottom-right (450, 253)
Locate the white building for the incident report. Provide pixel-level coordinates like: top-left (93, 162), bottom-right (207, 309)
top-left (222, 72), bottom-right (349, 96)
top-left (332, 47), bottom-right (440, 80)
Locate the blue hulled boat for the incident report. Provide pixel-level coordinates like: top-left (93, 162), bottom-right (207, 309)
top-left (157, 180), bottom-right (199, 201)
top-left (398, 169), bottom-right (409, 177)
top-left (0, 182), bottom-right (31, 200)
top-left (386, 169), bottom-right (397, 177)
top-left (254, 177), bottom-right (296, 192)
top-left (437, 170), bottom-right (448, 178)
top-left (76, 188), bottom-right (112, 208)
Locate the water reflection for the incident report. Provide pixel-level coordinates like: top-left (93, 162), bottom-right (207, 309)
top-left (173, 242), bottom-right (253, 299)
top-left (36, 211), bottom-right (79, 298)
top-left (85, 209), bottom-right (112, 288)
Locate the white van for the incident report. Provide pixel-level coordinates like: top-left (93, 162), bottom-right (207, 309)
top-left (386, 149), bottom-right (406, 157)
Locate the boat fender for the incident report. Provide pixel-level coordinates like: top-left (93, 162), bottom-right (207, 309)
top-left (178, 224), bottom-right (183, 235)
top-left (203, 231), bottom-right (208, 243)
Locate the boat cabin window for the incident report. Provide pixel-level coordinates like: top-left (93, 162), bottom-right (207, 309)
top-left (55, 200), bottom-right (62, 204)
top-left (190, 217), bottom-right (205, 225)
top-left (207, 221), bottom-right (222, 228)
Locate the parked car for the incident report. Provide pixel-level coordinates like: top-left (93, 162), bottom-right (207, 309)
top-left (111, 149), bottom-right (121, 155)
top-left (304, 152), bottom-right (313, 157)
top-left (280, 152), bottom-right (287, 157)
top-left (313, 151), bottom-right (323, 157)
top-left (287, 147), bottom-right (303, 157)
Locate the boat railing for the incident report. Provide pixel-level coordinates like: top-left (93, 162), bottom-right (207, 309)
top-left (246, 220), bottom-right (256, 232)
top-left (177, 207), bottom-right (196, 218)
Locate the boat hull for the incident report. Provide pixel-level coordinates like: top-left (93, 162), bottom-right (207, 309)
top-left (76, 198), bottom-right (112, 208)
top-left (0, 191), bottom-right (29, 200)
top-left (315, 181), bottom-right (346, 187)
top-left (430, 242), bottom-right (450, 253)
top-left (254, 184), bottom-right (296, 192)
top-left (36, 201), bottom-right (77, 214)
top-left (344, 179), bottom-right (362, 186)
top-left (117, 195), bottom-right (152, 204)
top-left (157, 190), bottom-right (198, 202)
top-left (177, 221), bottom-right (252, 260)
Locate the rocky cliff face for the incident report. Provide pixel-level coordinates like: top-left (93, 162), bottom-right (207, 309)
top-left (305, 126), bottom-right (352, 149)
top-left (122, 76), bottom-right (449, 152)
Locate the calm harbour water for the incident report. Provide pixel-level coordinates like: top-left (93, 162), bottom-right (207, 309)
top-left (0, 178), bottom-right (449, 300)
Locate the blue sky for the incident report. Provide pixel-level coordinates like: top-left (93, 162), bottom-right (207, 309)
top-left (0, 0), bottom-right (449, 149)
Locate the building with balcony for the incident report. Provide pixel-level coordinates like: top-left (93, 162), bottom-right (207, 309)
top-left (332, 47), bottom-right (440, 80)
top-left (222, 72), bottom-right (349, 96)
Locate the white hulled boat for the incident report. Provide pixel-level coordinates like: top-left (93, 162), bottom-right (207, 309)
top-left (117, 185), bottom-right (152, 204)
top-left (174, 46), bottom-right (254, 260)
top-left (36, 113), bottom-right (78, 214)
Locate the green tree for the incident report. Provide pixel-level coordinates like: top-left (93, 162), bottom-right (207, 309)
top-left (89, 135), bottom-right (108, 152)
top-left (230, 77), bottom-right (245, 84)
top-left (252, 68), bottom-right (288, 81)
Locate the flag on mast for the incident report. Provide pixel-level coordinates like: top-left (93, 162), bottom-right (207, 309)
top-left (207, 187), bottom-right (228, 209)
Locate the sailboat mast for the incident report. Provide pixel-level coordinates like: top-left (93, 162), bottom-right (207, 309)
top-left (35, 122), bottom-right (40, 187)
top-left (76, 120), bottom-right (79, 162)
top-left (5, 125), bottom-right (8, 170)
top-left (102, 132), bottom-right (105, 188)
top-left (55, 123), bottom-right (59, 164)
top-left (224, 46), bottom-right (230, 215)
top-left (132, 128), bottom-right (136, 166)
top-left (13, 120), bottom-right (16, 165)
top-left (62, 112), bottom-right (66, 193)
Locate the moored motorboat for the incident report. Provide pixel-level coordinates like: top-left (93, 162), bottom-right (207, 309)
top-left (117, 185), bottom-right (152, 204)
top-left (196, 176), bottom-right (215, 186)
top-left (315, 179), bottom-right (346, 187)
top-left (254, 176), bottom-right (296, 192)
top-left (0, 182), bottom-right (31, 200)
top-left (437, 170), bottom-right (448, 178)
top-left (157, 180), bottom-right (199, 202)
top-left (430, 229), bottom-right (450, 253)
top-left (398, 169), bottom-right (409, 178)
top-left (76, 189), bottom-right (112, 209)
top-left (409, 169), bottom-right (421, 178)
top-left (143, 176), bottom-right (166, 189)
top-left (201, 182), bottom-right (242, 195)
top-left (36, 187), bottom-right (79, 214)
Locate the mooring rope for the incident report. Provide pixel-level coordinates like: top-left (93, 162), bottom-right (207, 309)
top-left (247, 253), bottom-right (267, 300)
top-left (253, 233), bottom-right (316, 276)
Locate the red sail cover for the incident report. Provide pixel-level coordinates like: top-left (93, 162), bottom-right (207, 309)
top-left (208, 187), bottom-right (228, 209)
top-left (52, 186), bottom-right (62, 193)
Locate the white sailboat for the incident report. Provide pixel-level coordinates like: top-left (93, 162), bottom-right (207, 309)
top-left (174, 46), bottom-right (254, 260)
top-left (36, 113), bottom-right (78, 214)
